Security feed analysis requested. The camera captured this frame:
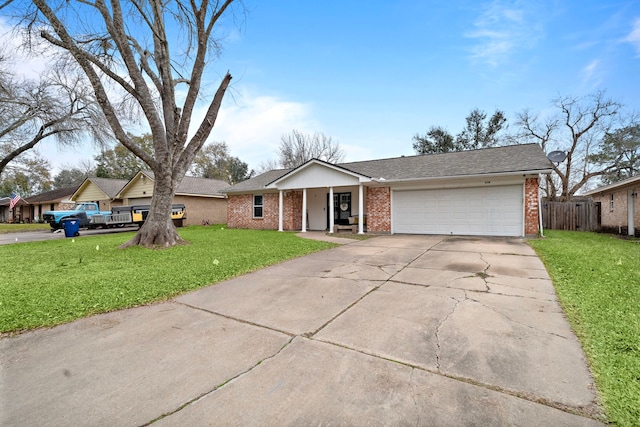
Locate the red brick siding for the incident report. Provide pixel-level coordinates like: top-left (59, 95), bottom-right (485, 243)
top-left (283, 191), bottom-right (303, 230)
top-left (366, 187), bottom-right (391, 233)
top-left (227, 192), bottom-right (303, 231)
top-left (524, 177), bottom-right (540, 236)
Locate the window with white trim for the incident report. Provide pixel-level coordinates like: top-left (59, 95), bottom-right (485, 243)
top-left (610, 194), bottom-right (614, 211)
top-left (253, 194), bottom-right (263, 218)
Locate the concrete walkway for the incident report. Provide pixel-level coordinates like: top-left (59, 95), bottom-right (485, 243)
top-left (0, 235), bottom-right (605, 426)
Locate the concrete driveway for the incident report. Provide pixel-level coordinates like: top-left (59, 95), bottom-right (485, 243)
top-left (0, 234), bottom-right (604, 426)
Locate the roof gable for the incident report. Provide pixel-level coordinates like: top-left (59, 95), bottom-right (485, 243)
top-left (72, 177), bottom-right (128, 201)
top-left (267, 159), bottom-right (369, 190)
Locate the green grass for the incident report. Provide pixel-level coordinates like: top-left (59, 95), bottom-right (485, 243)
top-left (0, 223), bottom-right (51, 233)
top-left (0, 226), bottom-right (336, 334)
top-left (529, 231), bottom-right (640, 426)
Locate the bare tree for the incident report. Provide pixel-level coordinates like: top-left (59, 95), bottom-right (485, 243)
top-left (277, 129), bottom-right (345, 169)
top-left (22, 0), bottom-right (238, 248)
top-left (514, 91), bottom-right (622, 201)
top-left (0, 58), bottom-right (107, 177)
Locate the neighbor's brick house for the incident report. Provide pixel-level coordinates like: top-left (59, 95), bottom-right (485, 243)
top-left (224, 144), bottom-right (552, 237)
top-left (584, 175), bottom-right (640, 236)
top-left (27, 185), bottom-right (80, 223)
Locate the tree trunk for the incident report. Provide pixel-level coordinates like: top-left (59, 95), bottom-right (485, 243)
top-left (120, 171), bottom-right (184, 248)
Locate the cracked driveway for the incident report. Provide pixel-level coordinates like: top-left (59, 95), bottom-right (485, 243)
top-left (1, 235), bottom-right (604, 426)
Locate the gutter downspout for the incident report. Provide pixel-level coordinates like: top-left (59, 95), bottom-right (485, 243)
top-left (538, 184), bottom-right (544, 238)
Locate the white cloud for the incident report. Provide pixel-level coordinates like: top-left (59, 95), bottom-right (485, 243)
top-left (466, 1), bottom-right (543, 67)
top-left (202, 88), bottom-right (320, 170)
top-left (582, 59), bottom-right (602, 87)
top-left (624, 17), bottom-right (640, 56)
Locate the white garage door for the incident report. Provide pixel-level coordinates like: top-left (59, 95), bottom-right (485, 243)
top-left (393, 185), bottom-right (524, 236)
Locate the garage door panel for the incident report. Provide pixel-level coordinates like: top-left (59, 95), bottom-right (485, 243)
top-left (392, 185), bottom-right (523, 237)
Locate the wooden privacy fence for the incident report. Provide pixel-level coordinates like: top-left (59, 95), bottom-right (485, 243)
top-left (542, 200), bottom-right (599, 232)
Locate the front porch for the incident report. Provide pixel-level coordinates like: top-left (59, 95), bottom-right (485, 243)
top-left (276, 185), bottom-right (367, 235)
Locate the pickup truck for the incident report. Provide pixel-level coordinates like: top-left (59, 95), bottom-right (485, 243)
top-left (43, 202), bottom-right (187, 230)
top-left (42, 202), bottom-right (111, 230)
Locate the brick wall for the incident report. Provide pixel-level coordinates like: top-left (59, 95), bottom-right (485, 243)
top-left (283, 191), bottom-right (303, 230)
top-left (227, 192), bottom-right (303, 230)
top-left (366, 186), bottom-right (391, 233)
top-left (173, 195), bottom-right (227, 226)
top-left (524, 177), bottom-right (540, 236)
top-left (591, 189), bottom-right (640, 230)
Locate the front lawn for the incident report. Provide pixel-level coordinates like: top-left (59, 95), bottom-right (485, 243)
top-left (0, 223), bottom-right (51, 233)
top-left (529, 231), bottom-right (640, 426)
top-left (0, 226), bottom-right (336, 334)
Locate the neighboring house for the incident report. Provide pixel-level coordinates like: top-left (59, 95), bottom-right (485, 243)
top-left (24, 185), bottom-right (79, 223)
top-left (583, 175), bottom-right (640, 236)
top-left (223, 144), bottom-right (553, 237)
top-left (0, 195), bottom-right (29, 223)
top-left (116, 171), bottom-right (228, 226)
top-left (72, 177), bottom-right (129, 211)
top-left (0, 197), bottom-right (11, 222)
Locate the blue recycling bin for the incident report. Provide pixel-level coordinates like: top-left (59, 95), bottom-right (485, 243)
top-left (62, 219), bottom-right (80, 238)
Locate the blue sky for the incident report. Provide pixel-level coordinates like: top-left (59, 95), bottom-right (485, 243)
top-left (24, 1), bottom-right (640, 173)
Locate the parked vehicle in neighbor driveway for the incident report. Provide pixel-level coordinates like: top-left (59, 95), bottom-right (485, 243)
top-left (43, 202), bottom-right (187, 230)
top-left (42, 202), bottom-right (111, 230)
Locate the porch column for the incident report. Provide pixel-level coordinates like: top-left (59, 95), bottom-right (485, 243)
top-left (358, 184), bottom-right (364, 234)
top-left (278, 190), bottom-right (284, 232)
top-left (302, 188), bottom-right (307, 232)
top-left (329, 187), bottom-right (335, 233)
top-left (628, 188), bottom-right (636, 236)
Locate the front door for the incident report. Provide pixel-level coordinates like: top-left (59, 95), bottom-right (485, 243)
top-left (327, 192), bottom-right (351, 226)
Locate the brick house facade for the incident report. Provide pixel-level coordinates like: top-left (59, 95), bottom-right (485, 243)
top-left (226, 192), bottom-right (299, 230)
top-left (223, 144), bottom-right (552, 237)
top-left (584, 175), bottom-right (640, 236)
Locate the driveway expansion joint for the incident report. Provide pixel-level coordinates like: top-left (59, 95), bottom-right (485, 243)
top-left (174, 301), bottom-right (295, 338)
top-left (311, 334), bottom-right (601, 422)
top-left (142, 336), bottom-right (296, 426)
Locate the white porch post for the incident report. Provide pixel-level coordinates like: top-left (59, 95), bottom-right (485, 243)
top-left (329, 187), bottom-right (335, 233)
top-left (358, 184), bottom-right (364, 234)
top-left (628, 188), bottom-right (635, 236)
top-left (302, 188), bottom-right (307, 232)
top-left (278, 190), bottom-right (284, 232)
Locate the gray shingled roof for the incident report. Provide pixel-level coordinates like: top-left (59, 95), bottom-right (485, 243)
top-left (224, 144), bottom-right (552, 193)
top-left (90, 177), bottom-right (130, 198)
top-left (223, 169), bottom-right (291, 193)
top-left (140, 170), bottom-right (229, 197)
top-left (342, 143), bottom-right (551, 180)
top-left (25, 185), bottom-right (80, 203)
top-left (176, 175), bottom-right (229, 197)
